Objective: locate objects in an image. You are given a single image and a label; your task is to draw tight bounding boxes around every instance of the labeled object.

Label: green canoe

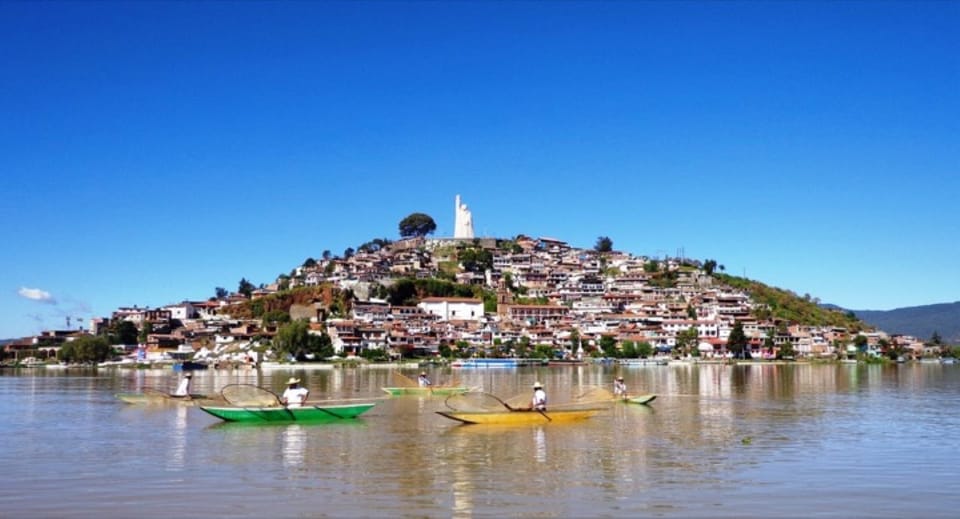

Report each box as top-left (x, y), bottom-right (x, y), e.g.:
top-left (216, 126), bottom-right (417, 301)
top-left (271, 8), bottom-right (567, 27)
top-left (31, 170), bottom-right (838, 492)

top-left (381, 386), bottom-right (471, 396)
top-left (199, 402), bottom-right (376, 423)
top-left (621, 394), bottom-right (657, 405)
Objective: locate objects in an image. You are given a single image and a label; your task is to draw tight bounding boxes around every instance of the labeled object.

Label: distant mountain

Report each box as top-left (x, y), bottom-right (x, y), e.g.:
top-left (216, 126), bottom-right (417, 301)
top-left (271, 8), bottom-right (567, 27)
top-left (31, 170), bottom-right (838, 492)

top-left (852, 302), bottom-right (960, 343)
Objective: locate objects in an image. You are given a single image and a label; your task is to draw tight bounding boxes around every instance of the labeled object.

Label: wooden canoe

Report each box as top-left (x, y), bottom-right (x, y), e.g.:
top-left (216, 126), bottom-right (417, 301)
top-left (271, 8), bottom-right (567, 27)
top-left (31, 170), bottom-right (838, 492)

top-left (199, 402), bottom-right (376, 423)
top-left (115, 392), bottom-right (221, 406)
top-left (381, 386), bottom-right (471, 396)
top-left (436, 407), bottom-right (606, 425)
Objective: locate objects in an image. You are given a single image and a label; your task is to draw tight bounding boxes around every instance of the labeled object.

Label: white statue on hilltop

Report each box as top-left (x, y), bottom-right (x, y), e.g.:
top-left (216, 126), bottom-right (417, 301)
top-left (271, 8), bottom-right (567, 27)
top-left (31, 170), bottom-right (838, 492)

top-left (454, 195), bottom-right (475, 239)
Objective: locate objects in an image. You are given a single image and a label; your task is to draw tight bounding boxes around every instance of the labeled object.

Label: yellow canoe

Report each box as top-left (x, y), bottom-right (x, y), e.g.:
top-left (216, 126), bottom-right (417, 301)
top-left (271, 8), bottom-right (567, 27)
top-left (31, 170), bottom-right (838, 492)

top-left (436, 407), bottom-right (606, 425)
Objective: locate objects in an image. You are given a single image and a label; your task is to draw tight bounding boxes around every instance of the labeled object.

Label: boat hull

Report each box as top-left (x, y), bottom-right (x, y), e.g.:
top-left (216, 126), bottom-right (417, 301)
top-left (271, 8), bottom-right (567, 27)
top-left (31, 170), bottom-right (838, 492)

top-left (436, 407), bottom-right (605, 425)
top-left (115, 392), bottom-right (219, 406)
top-left (381, 387), bottom-right (470, 396)
top-left (199, 403), bottom-right (376, 423)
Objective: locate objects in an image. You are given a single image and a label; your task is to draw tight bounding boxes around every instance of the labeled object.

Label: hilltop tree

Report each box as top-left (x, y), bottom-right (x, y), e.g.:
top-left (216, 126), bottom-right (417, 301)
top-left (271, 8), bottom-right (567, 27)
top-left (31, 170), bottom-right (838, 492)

top-left (343, 247), bottom-right (355, 259)
top-left (703, 259), bottom-right (718, 276)
top-left (322, 250), bottom-right (331, 261)
top-left (215, 287), bottom-right (229, 299)
top-left (303, 257), bottom-right (317, 268)
top-left (238, 278), bottom-right (255, 298)
top-left (398, 213), bottom-right (437, 238)
top-left (594, 236), bottom-right (613, 253)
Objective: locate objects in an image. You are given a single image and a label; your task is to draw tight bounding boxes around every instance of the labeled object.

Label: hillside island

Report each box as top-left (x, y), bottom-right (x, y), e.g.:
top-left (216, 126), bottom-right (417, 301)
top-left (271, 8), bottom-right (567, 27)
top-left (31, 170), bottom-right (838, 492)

top-left (4, 196), bottom-right (957, 367)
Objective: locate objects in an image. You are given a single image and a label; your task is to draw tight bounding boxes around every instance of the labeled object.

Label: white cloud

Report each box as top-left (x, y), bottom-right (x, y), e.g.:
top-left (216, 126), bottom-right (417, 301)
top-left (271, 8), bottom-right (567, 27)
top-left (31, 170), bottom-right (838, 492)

top-left (18, 287), bottom-right (56, 304)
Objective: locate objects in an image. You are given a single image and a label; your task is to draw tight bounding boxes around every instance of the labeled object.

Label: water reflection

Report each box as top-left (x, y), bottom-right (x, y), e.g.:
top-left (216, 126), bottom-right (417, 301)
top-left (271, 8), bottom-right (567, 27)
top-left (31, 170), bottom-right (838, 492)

top-left (534, 426), bottom-right (546, 463)
top-left (281, 425), bottom-right (306, 468)
top-left (166, 405), bottom-right (188, 471)
top-left (2, 364), bottom-right (960, 518)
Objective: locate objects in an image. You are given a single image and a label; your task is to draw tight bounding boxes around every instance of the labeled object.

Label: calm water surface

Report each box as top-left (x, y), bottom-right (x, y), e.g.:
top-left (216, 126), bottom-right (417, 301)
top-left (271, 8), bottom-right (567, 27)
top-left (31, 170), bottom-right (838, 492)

top-left (1, 363), bottom-right (958, 518)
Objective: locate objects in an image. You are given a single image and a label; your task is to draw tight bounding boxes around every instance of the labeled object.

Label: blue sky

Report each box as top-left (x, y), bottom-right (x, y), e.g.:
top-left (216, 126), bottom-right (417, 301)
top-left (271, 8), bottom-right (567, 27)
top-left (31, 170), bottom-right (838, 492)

top-left (1, 1), bottom-right (957, 339)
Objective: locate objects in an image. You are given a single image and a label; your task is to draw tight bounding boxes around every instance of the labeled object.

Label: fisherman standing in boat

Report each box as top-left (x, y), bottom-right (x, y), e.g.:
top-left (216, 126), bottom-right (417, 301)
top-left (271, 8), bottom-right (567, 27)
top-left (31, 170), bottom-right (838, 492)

top-left (418, 372), bottom-right (432, 387)
top-left (173, 372), bottom-right (192, 397)
top-left (613, 376), bottom-right (627, 398)
top-left (282, 377), bottom-right (309, 408)
top-left (530, 381), bottom-right (547, 411)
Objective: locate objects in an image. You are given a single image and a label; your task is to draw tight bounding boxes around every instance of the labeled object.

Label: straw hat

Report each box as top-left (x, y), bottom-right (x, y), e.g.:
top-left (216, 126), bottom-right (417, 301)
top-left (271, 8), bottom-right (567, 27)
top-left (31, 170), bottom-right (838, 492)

top-left (420, 372), bottom-right (427, 376)
top-left (285, 377), bottom-right (301, 385)
top-left (533, 381), bottom-right (543, 389)
top-left (184, 372), bottom-right (193, 378)
top-left (616, 376), bottom-right (623, 381)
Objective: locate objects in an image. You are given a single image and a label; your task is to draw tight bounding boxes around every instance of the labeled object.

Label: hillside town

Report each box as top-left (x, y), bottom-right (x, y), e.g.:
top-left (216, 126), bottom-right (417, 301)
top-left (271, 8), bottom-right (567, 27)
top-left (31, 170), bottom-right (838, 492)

top-left (2, 197), bottom-right (941, 367)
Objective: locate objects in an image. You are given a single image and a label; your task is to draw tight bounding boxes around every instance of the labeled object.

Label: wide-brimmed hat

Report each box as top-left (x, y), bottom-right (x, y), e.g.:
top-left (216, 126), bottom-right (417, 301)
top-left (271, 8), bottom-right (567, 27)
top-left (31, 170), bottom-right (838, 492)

top-left (285, 377), bottom-right (301, 385)
top-left (420, 372), bottom-right (427, 376)
top-left (616, 376), bottom-right (623, 381)
top-left (533, 381), bottom-right (543, 389)
top-left (184, 373), bottom-right (193, 378)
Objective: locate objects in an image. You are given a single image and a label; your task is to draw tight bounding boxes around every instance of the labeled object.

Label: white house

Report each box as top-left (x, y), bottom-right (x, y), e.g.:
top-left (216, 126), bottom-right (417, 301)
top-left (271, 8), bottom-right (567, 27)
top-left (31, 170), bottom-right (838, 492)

top-left (417, 297), bottom-right (484, 322)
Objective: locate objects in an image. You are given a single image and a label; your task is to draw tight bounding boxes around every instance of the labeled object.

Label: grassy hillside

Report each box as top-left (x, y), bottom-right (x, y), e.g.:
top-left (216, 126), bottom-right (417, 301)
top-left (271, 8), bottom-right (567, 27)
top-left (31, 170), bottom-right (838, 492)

top-left (715, 274), bottom-right (866, 331)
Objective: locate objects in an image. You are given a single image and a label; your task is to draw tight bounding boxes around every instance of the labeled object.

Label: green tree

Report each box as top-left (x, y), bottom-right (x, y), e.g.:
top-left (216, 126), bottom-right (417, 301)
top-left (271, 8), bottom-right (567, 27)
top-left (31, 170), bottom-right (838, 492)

top-left (262, 310), bottom-right (291, 327)
top-left (59, 335), bottom-right (114, 364)
top-left (595, 236), bottom-right (613, 253)
top-left (238, 277), bottom-right (255, 297)
top-left (110, 320), bottom-right (139, 346)
top-left (853, 334), bottom-right (869, 352)
top-left (675, 327), bottom-right (699, 357)
top-left (636, 341), bottom-right (654, 358)
top-left (215, 286), bottom-right (229, 299)
top-left (398, 213), bottom-right (437, 238)
top-left (703, 259), bottom-right (718, 276)
top-left (303, 257), bottom-right (317, 268)
top-left (727, 321), bottom-right (749, 359)
top-left (621, 340), bottom-right (638, 359)
top-left (138, 321), bottom-right (153, 344)
top-left (273, 320), bottom-right (334, 361)
top-left (599, 335), bottom-right (618, 358)
top-left (322, 250), bottom-right (331, 261)
top-left (459, 246), bottom-right (493, 273)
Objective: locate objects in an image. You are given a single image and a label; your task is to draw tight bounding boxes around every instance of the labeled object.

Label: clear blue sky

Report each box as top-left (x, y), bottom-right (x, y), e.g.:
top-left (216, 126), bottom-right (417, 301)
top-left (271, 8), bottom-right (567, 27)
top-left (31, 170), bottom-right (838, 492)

top-left (1, 1), bottom-right (957, 339)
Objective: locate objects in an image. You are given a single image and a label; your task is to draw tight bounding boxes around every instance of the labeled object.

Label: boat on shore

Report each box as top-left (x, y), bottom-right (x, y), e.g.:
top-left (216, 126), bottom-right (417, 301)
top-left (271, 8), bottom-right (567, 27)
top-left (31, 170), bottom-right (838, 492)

top-left (381, 386), bottom-right (471, 396)
top-left (199, 402), bottom-right (376, 423)
top-left (451, 358), bottom-right (547, 369)
top-left (436, 406), bottom-right (606, 425)
top-left (618, 358), bottom-right (669, 366)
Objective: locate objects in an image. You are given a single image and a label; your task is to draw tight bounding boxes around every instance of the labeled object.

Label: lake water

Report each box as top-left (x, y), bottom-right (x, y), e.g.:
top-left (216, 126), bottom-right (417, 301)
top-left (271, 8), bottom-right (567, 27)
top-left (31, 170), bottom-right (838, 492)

top-left (1, 362), bottom-right (958, 518)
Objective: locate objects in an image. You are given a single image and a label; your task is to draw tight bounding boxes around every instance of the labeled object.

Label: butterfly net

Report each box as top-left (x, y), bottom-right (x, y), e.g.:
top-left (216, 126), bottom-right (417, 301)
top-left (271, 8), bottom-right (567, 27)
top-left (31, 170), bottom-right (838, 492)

top-left (221, 384), bottom-right (281, 407)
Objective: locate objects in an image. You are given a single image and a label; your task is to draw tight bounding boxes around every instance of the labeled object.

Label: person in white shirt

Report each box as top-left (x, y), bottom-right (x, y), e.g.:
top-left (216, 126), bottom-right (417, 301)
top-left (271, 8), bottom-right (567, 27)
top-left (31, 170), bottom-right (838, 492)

top-left (173, 373), bottom-right (192, 397)
top-left (418, 372), bottom-right (432, 387)
top-left (613, 376), bottom-right (627, 398)
top-left (281, 377), bottom-right (309, 408)
top-left (530, 381), bottom-right (547, 411)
